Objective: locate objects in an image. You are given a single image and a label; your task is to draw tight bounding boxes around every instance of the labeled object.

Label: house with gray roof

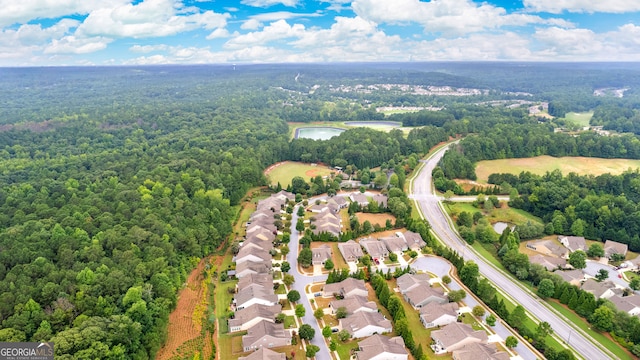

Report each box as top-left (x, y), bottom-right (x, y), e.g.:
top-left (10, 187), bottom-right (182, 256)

top-left (339, 310), bottom-right (392, 338)
top-left (356, 334), bottom-right (408, 360)
top-left (312, 244), bottom-right (333, 266)
top-left (452, 342), bottom-right (510, 360)
top-left (528, 254), bottom-right (567, 271)
top-left (242, 237), bottom-right (274, 252)
top-left (272, 190), bottom-right (295, 203)
top-left (431, 322), bottom-right (488, 354)
top-left (350, 193), bottom-right (369, 207)
top-left (559, 235), bottom-right (587, 253)
top-left (371, 194), bottom-right (388, 208)
top-left (235, 247), bottom-right (272, 266)
top-left (420, 302), bottom-right (459, 328)
top-left (242, 320), bottom-right (290, 352)
top-left (328, 196), bottom-right (348, 209)
top-left (234, 284), bottom-right (279, 310)
top-left (581, 279), bottom-right (621, 300)
top-left (604, 240), bottom-right (628, 259)
top-left (553, 269), bottom-right (586, 286)
top-left (381, 236), bottom-right (408, 254)
top-left (237, 273), bottom-right (274, 292)
top-left (609, 295), bottom-right (640, 316)
top-left (360, 237), bottom-right (389, 260)
top-left (399, 231), bottom-right (426, 250)
top-left (229, 303), bottom-right (281, 332)
top-left (396, 273), bottom-right (431, 294)
top-left (404, 284), bottom-right (447, 309)
top-left (246, 227), bottom-right (276, 243)
top-left (256, 197), bottom-right (285, 213)
top-left (323, 278), bottom-right (368, 299)
top-left (338, 240), bottom-right (364, 263)
top-left (239, 348), bottom-right (285, 360)
top-left (236, 260), bottom-right (271, 279)
top-left (247, 221), bottom-right (277, 235)
top-left (525, 239), bottom-right (568, 258)
top-left (330, 295), bottom-right (378, 315)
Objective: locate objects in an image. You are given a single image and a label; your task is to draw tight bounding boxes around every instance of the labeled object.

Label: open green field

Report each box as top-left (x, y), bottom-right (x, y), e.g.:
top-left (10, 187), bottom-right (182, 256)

top-left (446, 203), bottom-right (542, 227)
top-left (475, 156), bottom-right (640, 183)
top-left (563, 111), bottom-right (593, 127)
top-left (265, 161), bottom-right (336, 186)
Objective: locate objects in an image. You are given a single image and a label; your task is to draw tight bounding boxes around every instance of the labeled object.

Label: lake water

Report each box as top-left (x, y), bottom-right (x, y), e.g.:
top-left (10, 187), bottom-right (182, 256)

top-left (296, 127), bottom-right (345, 140)
top-left (344, 121), bottom-right (401, 128)
top-left (493, 222), bottom-right (514, 234)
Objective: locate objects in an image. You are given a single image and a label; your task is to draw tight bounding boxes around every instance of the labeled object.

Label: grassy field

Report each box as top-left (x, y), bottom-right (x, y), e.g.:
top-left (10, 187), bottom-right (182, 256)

top-left (563, 111), bottom-right (593, 127)
top-left (265, 161), bottom-right (336, 187)
top-left (475, 156), bottom-right (640, 183)
top-left (445, 203), bottom-right (543, 227)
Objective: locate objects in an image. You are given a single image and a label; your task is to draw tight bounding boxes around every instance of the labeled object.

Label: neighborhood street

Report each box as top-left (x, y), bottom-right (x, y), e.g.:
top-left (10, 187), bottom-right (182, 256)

top-left (410, 143), bottom-right (616, 360)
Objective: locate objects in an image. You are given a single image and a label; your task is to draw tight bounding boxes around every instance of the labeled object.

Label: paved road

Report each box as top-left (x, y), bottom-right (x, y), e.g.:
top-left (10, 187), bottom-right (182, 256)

top-left (287, 208), bottom-right (330, 360)
top-left (410, 144), bottom-right (616, 360)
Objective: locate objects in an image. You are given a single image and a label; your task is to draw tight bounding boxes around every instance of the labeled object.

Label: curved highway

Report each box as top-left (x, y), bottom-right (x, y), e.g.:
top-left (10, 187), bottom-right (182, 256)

top-left (410, 144), bottom-right (616, 360)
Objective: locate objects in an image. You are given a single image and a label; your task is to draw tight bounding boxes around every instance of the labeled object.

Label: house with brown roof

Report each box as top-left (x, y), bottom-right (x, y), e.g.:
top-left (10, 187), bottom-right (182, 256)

top-left (247, 221), bottom-right (277, 235)
top-left (431, 322), bottom-right (488, 354)
top-left (420, 302), bottom-right (459, 328)
top-left (604, 240), bottom-right (628, 259)
top-left (404, 284), bottom-right (447, 309)
top-left (525, 239), bottom-right (568, 258)
top-left (396, 273), bottom-right (431, 294)
top-left (235, 247), bottom-right (272, 266)
top-left (239, 348), bottom-right (285, 360)
top-left (350, 193), bottom-right (369, 206)
top-left (272, 190), bottom-right (295, 203)
top-left (528, 254), bottom-right (567, 271)
top-left (229, 303), bottom-right (282, 332)
top-left (328, 196), bottom-right (348, 209)
top-left (242, 320), bottom-right (290, 352)
top-left (381, 236), bottom-right (408, 254)
top-left (237, 273), bottom-right (274, 292)
top-left (330, 295), bottom-right (378, 315)
top-left (339, 310), bottom-right (393, 338)
top-left (452, 342), bottom-right (510, 360)
top-left (256, 197), bottom-right (285, 213)
top-left (338, 240), bottom-right (364, 263)
top-left (609, 295), bottom-right (640, 316)
top-left (559, 236), bottom-right (587, 253)
top-left (234, 284), bottom-right (279, 310)
top-left (371, 194), bottom-right (388, 208)
top-left (553, 269), bottom-right (586, 286)
top-left (236, 260), bottom-right (272, 279)
top-left (246, 227), bottom-right (276, 243)
top-left (399, 231), bottom-right (426, 250)
top-left (356, 334), bottom-right (408, 360)
top-left (360, 237), bottom-right (389, 261)
top-left (581, 279), bottom-right (621, 300)
top-left (312, 244), bottom-right (333, 266)
top-left (323, 278), bottom-right (369, 299)
top-left (242, 237), bottom-right (274, 252)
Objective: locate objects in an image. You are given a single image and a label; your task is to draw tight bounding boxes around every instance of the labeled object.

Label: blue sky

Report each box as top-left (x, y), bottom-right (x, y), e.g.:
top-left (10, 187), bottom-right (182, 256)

top-left (0, 0), bottom-right (639, 66)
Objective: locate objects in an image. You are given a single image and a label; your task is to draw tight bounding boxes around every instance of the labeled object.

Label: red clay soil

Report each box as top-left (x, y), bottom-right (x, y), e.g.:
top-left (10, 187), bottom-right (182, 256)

top-left (155, 258), bottom-right (208, 360)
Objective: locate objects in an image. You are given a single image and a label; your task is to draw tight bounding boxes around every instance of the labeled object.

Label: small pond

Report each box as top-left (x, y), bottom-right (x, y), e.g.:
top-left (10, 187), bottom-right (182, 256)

top-left (492, 222), bottom-right (515, 234)
top-left (295, 127), bottom-right (345, 140)
top-left (343, 121), bottom-right (402, 128)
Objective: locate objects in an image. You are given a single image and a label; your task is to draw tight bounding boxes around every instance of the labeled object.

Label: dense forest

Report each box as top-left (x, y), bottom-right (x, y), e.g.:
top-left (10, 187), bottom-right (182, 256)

top-left (2, 63), bottom-right (640, 358)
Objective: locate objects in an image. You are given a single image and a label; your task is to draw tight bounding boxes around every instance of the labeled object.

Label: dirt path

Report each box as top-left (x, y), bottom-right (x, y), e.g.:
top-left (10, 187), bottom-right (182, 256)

top-left (155, 258), bottom-right (207, 360)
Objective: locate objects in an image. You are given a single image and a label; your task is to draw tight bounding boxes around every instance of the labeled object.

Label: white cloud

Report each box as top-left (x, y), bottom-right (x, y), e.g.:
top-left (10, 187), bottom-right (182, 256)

top-left (534, 27), bottom-right (600, 55)
top-left (240, 0), bottom-right (299, 7)
top-left (241, 10), bottom-right (322, 29)
top-left (351, 0), bottom-right (572, 35)
top-left (0, 0), bottom-right (125, 27)
top-left (225, 19), bottom-right (306, 49)
top-left (206, 28), bottom-right (233, 39)
top-left (44, 35), bottom-right (111, 54)
top-left (241, 19), bottom-right (263, 30)
top-left (129, 44), bottom-right (169, 53)
top-left (76, 0), bottom-right (230, 39)
top-left (524, 0), bottom-right (640, 14)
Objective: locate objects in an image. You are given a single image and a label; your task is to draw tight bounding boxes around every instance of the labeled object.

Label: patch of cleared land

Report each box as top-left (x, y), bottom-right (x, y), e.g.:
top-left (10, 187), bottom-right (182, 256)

top-left (355, 212), bottom-right (396, 227)
top-left (288, 121), bottom-right (412, 138)
top-left (563, 111), bottom-right (593, 127)
top-left (446, 202), bottom-right (542, 227)
top-left (475, 156), bottom-right (640, 183)
top-left (265, 161), bottom-right (335, 187)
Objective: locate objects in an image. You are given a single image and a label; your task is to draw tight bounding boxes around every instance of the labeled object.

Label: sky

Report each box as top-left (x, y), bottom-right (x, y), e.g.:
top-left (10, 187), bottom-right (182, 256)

top-left (1, 0), bottom-right (640, 66)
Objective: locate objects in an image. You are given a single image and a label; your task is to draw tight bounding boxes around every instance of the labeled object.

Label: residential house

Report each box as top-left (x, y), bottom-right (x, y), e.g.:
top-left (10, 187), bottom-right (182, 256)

top-left (242, 320), bottom-right (290, 352)
top-left (350, 193), bottom-right (369, 207)
top-left (431, 322), bottom-right (488, 354)
top-left (312, 219), bottom-right (341, 238)
top-left (242, 237), bottom-right (274, 252)
top-left (356, 334), bottom-right (408, 360)
top-left (371, 194), bottom-right (388, 208)
top-left (396, 273), bottom-right (431, 294)
top-left (399, 231), bottom-right (426, 250)
top-left (338, 240), bottom-right (364, 263)
top-left (381, 236), bottom-right (408, 254)
top-left (360, 237), bottom-right (389, 261)
top-left (236, 260), bottom-right (272, 279)
top-left (312, 244), bottom-right (333, 266)
top-left (581, 279), bottom-right (621, 300)
top-left (256, 197), bottom-right (285, 214)
top-left (246, 227), bottom-right (276, 243)
top-left (525, 240), bottom-right (568, 258)
top-left (323, 278), bottom-right (369, 298)
top-left (239, 348), bottom-right (285, 360)
top-left (309, 204), bottom-right (329, 213)
top-left (553, 269), bottom-right (586, 286)
top-left (272, 190), bottom-right (295, 203)
top-left (228, 304), bottom-right (281, 332)
top-left (235, 247), bottom-right (272, 266)
top-left (604, 240), bottom-right (628, 259)
top-left (608, 295), bottom-right (640, 317)
top-left (234, 284), bottom-right (278, 310)
top-left (247, 221), bottom-right (277, 235)
top-left (330, 295), bottom-right (378, 315)
top-left (528, 254), bottom-right (567, 271)
top-left (328, 196), bottom-right (348, 209)
top-left (420, 302), bottom-right (459, 328)
top-left (237, 273), bottom-right (274, 293)
top-left (339, 310), bottom-right (392, 338)
top-left (558, 236), bottom-right (587, 253)
top-left (404, 284), bottom-right (447, 309)
top-left (452, 342), bottom-right (510, 360)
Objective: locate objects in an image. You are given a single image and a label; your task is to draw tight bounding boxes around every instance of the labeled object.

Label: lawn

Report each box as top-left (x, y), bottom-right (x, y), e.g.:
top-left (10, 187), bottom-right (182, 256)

top-left (355, 212), bottom-right (396, 227)
top-left (330, 335), bottom-right (360, 360)
top-left (284, 315), bottom-right (297, 329)
top-left (460, 312), bottom-right (485, 331)
top-left (329, 243), bottom-right (349, 270)
top-left (265, 161), bottom-right (336, 187)
top-left (563, 111), bottom-right (593, 127)
top-left (474, 156), bottom-right (640, 183)
top-left (445, 202), bottom-right (542, 227)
